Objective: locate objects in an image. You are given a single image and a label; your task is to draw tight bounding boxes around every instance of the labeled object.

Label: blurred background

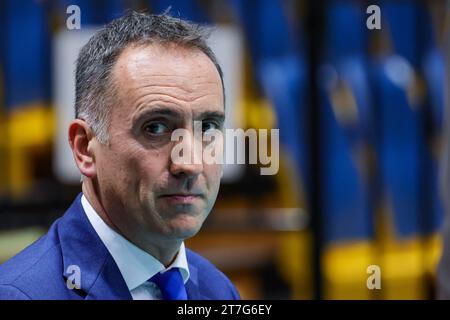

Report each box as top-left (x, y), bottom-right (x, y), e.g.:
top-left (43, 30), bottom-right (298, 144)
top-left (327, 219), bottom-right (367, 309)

top-left (0, 0), bottom-right (448, 299)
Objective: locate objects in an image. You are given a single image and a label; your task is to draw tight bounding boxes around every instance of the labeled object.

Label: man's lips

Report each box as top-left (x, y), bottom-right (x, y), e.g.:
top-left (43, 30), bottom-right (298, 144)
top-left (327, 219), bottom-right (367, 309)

top-left (159, 193), bottom-right (203, 204)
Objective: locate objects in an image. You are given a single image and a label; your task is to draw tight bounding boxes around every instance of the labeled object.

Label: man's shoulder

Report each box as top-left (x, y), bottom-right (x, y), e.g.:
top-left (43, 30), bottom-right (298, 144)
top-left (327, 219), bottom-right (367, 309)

top-left (185, 249), bottom-right (225, 275)
top-left (185, 248), bottom-right (240, 299)
top-left (0, 223), bottom-right (59, 280)
top-left (0, 219), bottom-right (70, 299)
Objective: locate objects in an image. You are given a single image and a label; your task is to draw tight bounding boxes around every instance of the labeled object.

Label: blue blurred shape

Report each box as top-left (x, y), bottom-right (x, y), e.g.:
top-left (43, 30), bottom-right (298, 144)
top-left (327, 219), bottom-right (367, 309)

top-left (229, 0), bottom-right (308, 184)
top-left (149, 0), bottom-right (209, 23)
top-left (58, 0), bottom-right (125, 26)
top-left (0, 0), bottom-right (51, 110)
top-left (319, 1), bottom-right (374, 243)
top-left (372, 2), bottom-right (443, 237)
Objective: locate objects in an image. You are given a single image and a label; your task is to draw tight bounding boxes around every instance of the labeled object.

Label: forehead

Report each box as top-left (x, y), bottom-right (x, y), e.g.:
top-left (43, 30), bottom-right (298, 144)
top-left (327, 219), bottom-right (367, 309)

top-left (111, 43), bottom-right (223, 109)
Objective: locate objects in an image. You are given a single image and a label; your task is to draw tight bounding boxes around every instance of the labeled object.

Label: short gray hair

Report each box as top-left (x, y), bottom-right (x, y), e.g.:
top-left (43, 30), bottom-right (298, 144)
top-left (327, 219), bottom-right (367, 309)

top-left (75, 10), bottom-right (224, 144)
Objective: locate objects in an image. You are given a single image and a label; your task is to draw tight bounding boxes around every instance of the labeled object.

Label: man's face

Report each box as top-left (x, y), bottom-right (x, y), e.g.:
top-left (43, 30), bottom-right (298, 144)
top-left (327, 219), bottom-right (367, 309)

top-left (93, 43), bottom-right (224, 243)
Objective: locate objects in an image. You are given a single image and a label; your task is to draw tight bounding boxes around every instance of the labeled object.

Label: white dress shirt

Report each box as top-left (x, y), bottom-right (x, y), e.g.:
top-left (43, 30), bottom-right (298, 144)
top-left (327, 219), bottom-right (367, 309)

top-left (81, 194), bottom-right (190, 300)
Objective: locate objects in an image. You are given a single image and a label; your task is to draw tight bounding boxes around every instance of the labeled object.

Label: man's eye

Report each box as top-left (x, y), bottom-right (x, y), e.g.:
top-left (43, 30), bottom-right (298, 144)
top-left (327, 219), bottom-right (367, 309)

top-left (202, 121), bottom-right (220, 133)
top-left (143, 122), bottom-right (169, 135)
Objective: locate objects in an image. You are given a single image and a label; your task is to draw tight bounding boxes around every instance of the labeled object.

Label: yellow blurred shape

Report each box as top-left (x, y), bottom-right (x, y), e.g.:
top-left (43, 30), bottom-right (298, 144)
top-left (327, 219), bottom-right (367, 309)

top-left (277, 231), bottom-right (313, 299)
top-left (243, 98), bottom-right (276, 130)
top-left (322, 233), bottom-right (442, 300)
top-left (0, 227), bottom-right (46, 263)
top-left (323, 241), bottom-right (376, 299)
top-left (3, 104), bottom-right (55, 198)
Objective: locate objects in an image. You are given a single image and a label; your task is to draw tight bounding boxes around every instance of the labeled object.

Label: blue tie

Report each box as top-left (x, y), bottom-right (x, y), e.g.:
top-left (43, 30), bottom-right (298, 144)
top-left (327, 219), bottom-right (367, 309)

top-left (149, 268), bottom-right (188, 300)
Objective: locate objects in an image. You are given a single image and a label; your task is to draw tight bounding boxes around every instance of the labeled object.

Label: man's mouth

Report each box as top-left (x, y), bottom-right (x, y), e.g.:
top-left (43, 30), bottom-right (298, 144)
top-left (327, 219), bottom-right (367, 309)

top-left (159, 193), bottom-right (203, 204)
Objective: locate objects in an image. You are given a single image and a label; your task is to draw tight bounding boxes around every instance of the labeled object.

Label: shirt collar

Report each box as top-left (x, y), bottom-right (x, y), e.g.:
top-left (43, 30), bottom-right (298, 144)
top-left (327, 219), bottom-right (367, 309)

top-left (81, 194), bottom-right (190, 291)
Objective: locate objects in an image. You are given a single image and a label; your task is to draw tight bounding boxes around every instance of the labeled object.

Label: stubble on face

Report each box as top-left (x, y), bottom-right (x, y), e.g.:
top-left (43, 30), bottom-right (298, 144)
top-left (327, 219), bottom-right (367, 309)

top-left (90, 42), bottom-right (224, 255)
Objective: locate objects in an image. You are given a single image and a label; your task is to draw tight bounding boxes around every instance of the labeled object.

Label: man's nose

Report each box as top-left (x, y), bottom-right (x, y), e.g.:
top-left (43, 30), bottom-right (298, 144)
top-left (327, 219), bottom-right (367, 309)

top-left (169, 132), bottom-right (204, 178)
top-left (170, 158), bottom-right (204, 178)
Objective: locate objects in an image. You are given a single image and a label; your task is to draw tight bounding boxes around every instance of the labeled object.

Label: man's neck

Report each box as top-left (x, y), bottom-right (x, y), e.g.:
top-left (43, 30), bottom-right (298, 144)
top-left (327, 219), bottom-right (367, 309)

top-left (81, 180), bottom-right (181, 267)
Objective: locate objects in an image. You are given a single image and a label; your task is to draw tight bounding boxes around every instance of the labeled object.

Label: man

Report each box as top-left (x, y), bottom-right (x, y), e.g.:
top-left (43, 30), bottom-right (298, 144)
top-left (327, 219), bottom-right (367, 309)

top-left (0, 11), bottom-right (240, 300)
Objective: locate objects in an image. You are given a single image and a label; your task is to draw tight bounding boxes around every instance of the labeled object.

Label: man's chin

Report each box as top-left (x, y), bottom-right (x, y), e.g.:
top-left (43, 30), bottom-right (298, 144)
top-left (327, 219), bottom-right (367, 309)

top-left (165, 215), bottom-right (204, 240)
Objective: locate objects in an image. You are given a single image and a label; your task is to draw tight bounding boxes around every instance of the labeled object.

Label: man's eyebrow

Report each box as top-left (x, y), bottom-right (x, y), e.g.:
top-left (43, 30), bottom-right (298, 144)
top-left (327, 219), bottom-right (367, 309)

top-left (197, 111), bottom-right (225, 122)
top-left (134, 107), bottom-right (183, 121)
top-left (133, 107), bottom-right (225, 122)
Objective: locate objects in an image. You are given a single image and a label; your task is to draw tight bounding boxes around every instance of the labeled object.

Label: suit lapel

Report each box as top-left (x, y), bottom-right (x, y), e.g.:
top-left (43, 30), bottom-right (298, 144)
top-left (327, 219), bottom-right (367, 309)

top-left (185, 256), bottom-right (211, 300)
top-left (59, 194), bottom-right (132, 300)
top-left (84, 254), bottom-right (132, 300)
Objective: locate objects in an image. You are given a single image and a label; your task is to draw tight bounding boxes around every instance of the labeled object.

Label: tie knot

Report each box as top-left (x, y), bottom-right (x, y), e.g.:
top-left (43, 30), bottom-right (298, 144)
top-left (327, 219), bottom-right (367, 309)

top-left (149, 268), bottom-right (187, 300)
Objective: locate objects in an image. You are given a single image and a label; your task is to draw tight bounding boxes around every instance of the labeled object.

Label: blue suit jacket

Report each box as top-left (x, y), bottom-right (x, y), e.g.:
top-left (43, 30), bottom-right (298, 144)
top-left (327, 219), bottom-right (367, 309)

top-left (0, 194), bottom-right (240, 300)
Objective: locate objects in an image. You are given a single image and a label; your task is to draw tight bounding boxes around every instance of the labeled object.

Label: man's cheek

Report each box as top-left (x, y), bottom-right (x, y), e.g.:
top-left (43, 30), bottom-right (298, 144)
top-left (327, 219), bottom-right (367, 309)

top-left (205, 163), bottom-right (222, 176)
top-left (213, 166), bottom-right (224, 185)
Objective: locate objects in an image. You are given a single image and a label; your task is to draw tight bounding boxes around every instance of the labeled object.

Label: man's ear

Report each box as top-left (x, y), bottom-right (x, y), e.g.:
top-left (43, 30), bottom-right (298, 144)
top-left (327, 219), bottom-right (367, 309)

top-left (68, 119), bottom-right (97, 178)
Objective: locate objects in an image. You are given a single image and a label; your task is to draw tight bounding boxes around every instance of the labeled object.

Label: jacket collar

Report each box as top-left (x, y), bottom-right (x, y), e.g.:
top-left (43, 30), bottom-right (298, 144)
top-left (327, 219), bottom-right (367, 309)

top-left (58, 193), bottom-right (206, 300)
top-left (59, 193), bottom-right (132, 300)
top-left (185, 252), bottom-right (215, 300)
top-left (185, 260), bottom-right (203, 300)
